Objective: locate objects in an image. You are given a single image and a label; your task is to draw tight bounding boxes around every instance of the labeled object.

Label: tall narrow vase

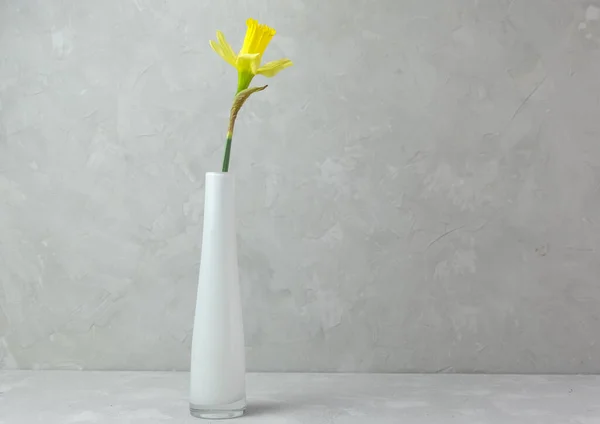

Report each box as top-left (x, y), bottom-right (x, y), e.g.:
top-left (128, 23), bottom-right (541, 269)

top-left (190, 172), bottom-right (246, 419)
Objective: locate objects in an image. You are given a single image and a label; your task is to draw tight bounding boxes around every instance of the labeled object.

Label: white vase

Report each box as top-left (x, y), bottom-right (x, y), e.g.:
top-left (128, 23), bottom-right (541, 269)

top-left (190, 172), bottom-right (246, 419)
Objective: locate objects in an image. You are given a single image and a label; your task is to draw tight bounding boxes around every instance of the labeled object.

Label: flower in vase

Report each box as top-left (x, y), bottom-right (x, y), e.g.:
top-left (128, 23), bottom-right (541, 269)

top-left (209, 18), bottom-right (293, 172)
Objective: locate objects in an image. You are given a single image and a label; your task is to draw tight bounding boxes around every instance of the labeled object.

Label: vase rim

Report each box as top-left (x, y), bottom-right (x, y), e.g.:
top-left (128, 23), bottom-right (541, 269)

top-left (206, 171), bottom-right (234, 176)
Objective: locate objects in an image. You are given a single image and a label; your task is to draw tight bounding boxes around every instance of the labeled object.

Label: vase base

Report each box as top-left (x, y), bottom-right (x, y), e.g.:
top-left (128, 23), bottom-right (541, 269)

top-left (190, 398), bottom-right (246, 420)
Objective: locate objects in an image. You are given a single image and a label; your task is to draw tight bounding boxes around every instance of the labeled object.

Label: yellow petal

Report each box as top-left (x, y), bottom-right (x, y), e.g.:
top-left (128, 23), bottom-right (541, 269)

top-left (256, 58), bottom-right (293, 77)
top-left (209, 39), bottom-right (236, 67)
top-left (216, 31), bottom-right (237, 66)
top-left (236, 53), bottom-right (261, 74)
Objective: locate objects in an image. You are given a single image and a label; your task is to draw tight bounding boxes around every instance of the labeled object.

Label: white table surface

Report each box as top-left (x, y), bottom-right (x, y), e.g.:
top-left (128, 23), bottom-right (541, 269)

top-left (1, 371), bottom-right (599, 423)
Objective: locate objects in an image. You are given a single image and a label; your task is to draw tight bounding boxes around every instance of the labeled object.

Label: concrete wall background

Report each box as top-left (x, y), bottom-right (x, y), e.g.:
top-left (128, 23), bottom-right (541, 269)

top-left (1, 0), bottom-right (600, 372)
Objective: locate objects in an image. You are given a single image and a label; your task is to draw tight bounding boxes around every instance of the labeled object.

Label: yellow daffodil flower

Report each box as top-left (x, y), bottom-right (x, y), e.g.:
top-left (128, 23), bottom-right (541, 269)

top-left (210, 18), bottom-right (293, 93)
top-left (211, 18), bottom-right (292, 172)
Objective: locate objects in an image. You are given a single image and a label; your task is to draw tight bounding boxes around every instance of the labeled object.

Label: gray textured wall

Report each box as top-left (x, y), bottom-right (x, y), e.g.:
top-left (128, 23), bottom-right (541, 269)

top-left (1, 0), bottom-right (600, 373)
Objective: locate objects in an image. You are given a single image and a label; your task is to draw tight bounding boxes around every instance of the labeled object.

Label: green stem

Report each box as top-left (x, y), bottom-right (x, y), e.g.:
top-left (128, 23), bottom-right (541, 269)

top-left (221, 133), bottom-right (233, 172)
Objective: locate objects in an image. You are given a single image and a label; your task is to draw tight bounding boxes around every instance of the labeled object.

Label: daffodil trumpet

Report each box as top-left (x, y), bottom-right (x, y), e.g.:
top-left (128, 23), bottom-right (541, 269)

top-left (210, 18), bottom-right (293, 172)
